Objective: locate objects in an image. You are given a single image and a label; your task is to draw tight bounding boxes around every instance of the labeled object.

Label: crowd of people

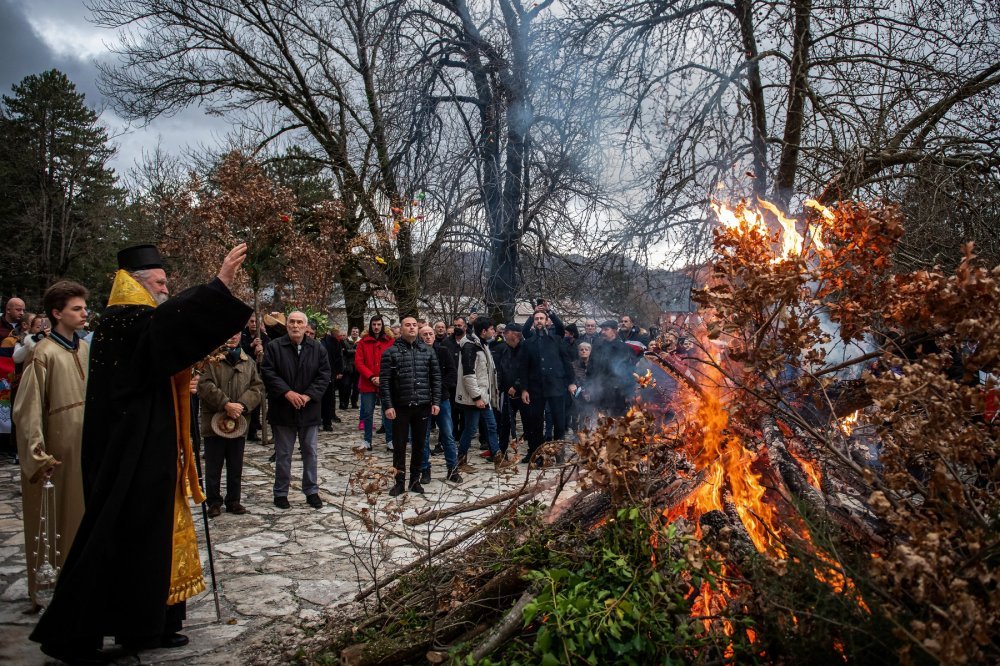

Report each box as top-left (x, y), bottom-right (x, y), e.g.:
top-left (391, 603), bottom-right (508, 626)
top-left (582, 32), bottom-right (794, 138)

top-left (0, 240), bottom-right (699, 664)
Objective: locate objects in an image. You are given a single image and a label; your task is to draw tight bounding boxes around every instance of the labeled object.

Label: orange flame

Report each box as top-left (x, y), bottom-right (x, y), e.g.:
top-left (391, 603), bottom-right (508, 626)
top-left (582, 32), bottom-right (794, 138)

top-left (712, 198), bottom-right (836, 261)
top-left (838, 410), bottom-right (861, 436)
top-left (788, 448), bottom-right (823, 490)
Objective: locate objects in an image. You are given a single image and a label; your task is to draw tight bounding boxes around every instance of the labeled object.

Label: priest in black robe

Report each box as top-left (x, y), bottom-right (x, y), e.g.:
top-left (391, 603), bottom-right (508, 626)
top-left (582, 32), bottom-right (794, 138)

top-left (31, 243), bottom-right (252, 664)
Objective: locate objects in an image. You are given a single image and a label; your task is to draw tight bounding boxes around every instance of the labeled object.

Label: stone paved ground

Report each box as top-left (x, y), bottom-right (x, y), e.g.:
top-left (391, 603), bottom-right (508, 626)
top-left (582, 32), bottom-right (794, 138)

top-left (0, 413), bottom-right (531, 664)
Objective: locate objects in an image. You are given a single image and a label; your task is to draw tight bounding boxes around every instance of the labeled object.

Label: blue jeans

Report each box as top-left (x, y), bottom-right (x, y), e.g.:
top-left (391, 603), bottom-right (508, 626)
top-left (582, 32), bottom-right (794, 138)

top-left (458, 404), bottom-right (499, 457)
top-left (360, 392), bottom-right (393, 445)
top-left (272, 424), bottom-right (319, 497)
top-left (423, 398), bottom-right (458, 471)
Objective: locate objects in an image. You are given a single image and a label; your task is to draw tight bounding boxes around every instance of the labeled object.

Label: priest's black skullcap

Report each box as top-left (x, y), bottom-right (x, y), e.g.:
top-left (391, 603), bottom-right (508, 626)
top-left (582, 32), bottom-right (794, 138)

top-left (117, 244), bottom-right (163, 271)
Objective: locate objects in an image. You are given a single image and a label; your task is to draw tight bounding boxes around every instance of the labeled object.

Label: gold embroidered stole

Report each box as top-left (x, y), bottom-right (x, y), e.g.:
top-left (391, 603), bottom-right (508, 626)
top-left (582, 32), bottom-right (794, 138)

top-left (167, 368), bottom-right (206, 604)
top-left (107, 270), bottom-right (206, 604)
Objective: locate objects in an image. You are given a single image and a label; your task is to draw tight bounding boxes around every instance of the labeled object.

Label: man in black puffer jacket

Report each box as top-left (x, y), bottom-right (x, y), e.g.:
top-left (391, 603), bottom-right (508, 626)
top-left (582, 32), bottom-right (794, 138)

top-left (379, 315), bottom-right (442, 496)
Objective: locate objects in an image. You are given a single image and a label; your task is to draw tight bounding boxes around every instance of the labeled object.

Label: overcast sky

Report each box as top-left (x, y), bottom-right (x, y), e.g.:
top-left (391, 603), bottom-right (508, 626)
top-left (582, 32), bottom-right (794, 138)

top-left (0, 0), bottom-right (231, 179)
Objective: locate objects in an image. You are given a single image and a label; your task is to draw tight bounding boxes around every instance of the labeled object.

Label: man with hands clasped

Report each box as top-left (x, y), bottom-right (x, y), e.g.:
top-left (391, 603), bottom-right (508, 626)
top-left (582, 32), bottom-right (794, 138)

top-left (197, 331), bottom-right (264, 517)
top-left (261, 311), bottom-right (332, 509)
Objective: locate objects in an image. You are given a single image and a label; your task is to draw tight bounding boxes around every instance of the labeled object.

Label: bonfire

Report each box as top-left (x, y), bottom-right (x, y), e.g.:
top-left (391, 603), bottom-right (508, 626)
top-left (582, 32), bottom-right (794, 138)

top-left (307, 198), bottom-right (998, 666)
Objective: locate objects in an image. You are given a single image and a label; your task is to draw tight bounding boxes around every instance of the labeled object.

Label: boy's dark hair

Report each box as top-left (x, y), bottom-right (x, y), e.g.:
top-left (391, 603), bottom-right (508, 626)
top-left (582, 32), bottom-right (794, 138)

top-left (43, 281), bottom-right (89, 320)
top-left (473, 317), bottom-right (493, 338)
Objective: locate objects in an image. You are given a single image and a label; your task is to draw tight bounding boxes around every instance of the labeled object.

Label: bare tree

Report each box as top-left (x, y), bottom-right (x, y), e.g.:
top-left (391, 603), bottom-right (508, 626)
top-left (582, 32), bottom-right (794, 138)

top-left (565, 0), bottom-right (1000, 251)
top-left (90, 0), bottom-right (453, 323)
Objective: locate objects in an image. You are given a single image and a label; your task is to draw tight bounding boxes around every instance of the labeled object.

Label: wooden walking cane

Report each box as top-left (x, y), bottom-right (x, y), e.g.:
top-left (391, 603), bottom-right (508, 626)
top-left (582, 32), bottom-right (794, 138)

top-left (190, 393), bottom-right (223, 623)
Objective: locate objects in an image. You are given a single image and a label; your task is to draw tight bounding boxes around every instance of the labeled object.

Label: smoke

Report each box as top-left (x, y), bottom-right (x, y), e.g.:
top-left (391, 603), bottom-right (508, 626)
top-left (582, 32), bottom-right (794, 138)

top-left (812, 308), bottom-right (874, 379)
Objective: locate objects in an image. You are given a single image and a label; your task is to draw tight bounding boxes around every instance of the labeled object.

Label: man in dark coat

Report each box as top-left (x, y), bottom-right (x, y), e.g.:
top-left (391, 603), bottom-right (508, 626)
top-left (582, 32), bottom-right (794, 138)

top-left (493, 322), bottom-right (525, 455)
top-left (240, 314), bottom-right (268, 441)
top-left (518, 305), bottom-right (574, 463)
top-left (261, 311), bottom-right (332, 510)
top-left (588, 320), bottom-right (637, 417)
top-left (320, 327), bottom-right (346, 429)
top-left (618, 314), bottom-right (651, 346)
top-left (31, 243), bottom-right (252, 663)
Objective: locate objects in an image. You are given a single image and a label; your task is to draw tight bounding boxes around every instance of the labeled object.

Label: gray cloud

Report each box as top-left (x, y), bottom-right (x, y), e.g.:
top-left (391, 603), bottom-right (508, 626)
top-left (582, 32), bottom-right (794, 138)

top-left (0, 0), bottom-right (230, 177)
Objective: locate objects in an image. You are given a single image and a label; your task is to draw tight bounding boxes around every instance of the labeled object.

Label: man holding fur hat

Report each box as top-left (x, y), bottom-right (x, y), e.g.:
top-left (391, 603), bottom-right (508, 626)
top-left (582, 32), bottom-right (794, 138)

top-left (31, 243), bottom-right (252, 663)
top-left (197, 330), bottom-right (264, 517)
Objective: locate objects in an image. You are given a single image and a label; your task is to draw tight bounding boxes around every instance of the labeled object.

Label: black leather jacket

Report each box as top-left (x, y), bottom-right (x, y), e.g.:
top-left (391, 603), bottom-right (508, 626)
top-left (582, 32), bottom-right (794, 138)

top-left (379, 337), bottom-right (442, 409)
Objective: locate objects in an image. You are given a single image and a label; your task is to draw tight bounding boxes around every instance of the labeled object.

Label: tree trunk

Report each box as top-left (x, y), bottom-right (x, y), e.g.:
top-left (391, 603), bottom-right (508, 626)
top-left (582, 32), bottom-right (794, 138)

top-left (735, 0), bottom-right (769, 198)
top-left (773, 0), bottom-right (812, 208)
top-left (340, 261), bottom-right (368, 333)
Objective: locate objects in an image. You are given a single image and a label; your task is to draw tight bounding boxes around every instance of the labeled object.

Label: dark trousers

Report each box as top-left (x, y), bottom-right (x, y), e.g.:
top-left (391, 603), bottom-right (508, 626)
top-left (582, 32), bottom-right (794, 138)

top-left (204, 435), bottom-right (246, 507)
top-left (248, 404), bottom-right (262, 439)
top-left (498, 395), bottom-right (524, 454)
top-left (321, 382), bottom-right (338, 425)
top-left (524, 394), bottom-right (567, 456)
top-left (339, 372), bottom-right (358, 409)
top-left (390, 404), bottom-right (431, 484)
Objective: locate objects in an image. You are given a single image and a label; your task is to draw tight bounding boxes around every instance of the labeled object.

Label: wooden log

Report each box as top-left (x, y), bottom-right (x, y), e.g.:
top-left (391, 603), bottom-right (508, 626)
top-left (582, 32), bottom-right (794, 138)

top-left (355, 491), bottom-right (529, 603)
top-left (699, 509), bottom-right (757, 564)
top-left (469, 589), bottom-right (537, 662)
top-left (403, 477), bottom-right (557, 527)
top-left (760, 415), bottom-right (829, 520)
top-left (342, 569), bottom-right (528, 666)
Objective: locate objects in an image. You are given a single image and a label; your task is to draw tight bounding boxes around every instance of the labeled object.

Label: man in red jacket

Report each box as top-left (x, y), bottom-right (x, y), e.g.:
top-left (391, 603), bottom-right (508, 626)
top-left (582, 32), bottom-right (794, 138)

top-left (354, 315), bottom-right (394, 450)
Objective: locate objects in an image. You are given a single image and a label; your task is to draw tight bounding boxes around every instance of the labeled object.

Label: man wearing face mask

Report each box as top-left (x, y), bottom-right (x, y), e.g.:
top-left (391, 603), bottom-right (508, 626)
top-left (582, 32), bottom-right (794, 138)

top-left (442, 316), bottom-right (467, 440)
top-left (261, 311), bottom-right (332, 510)
top-left (197, 331), bottom-right (264, 517)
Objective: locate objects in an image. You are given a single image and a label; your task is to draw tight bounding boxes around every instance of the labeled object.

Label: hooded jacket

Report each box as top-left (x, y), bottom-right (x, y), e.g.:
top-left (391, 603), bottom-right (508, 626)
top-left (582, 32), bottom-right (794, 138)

top-left (456, 333), bottom-right (500, 407)
top-left (354, 326), bottom-right (393, 393)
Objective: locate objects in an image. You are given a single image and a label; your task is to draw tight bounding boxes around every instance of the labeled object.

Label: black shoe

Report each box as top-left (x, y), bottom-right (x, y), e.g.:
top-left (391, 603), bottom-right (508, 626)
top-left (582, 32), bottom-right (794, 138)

top-left (446, 468), bottom-right (463, 483)
top-left (408, 481), bottom-right (425, 494)
top-left (388, 482), bottom-right (405, 497)
top-left (226, 503), bottom-right (248, 515)
top-left (41, 643), bottom-right (115, 665)
top-left (161, 633), bottom-right (189, 649)
top-left (207, 504), bottom-right (222, 518)
top-left (479, 440), bottom-right (489, 450)
top-left (332, 416), bottom-right (343, 423)
top-left (306, 493), bottom-right (323, 509)
top-left (274, 496), bottom-right (290, 509)
top-left (376, 425), bottom-right (385, 434)
top-left (352, 402), bottom-right (359, 409)
top-left (247, 433), bottom-right (260, 442)
top-left (322, 424), bottom-right (333, 432)
top-left (431, 444), bottom-right (444, 455)
top-left (420, 469), bottom-right (431, 485)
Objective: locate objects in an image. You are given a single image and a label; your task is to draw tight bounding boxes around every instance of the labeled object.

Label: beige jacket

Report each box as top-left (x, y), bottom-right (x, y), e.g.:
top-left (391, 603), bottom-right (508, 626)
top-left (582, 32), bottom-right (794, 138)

top-left (197, 350), bottom-right (264, 438)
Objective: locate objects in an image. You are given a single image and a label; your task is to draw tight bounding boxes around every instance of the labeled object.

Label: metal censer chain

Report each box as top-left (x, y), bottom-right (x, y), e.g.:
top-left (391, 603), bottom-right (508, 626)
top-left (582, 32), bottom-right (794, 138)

top-left (32, 478), bottom-right (60, 606)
